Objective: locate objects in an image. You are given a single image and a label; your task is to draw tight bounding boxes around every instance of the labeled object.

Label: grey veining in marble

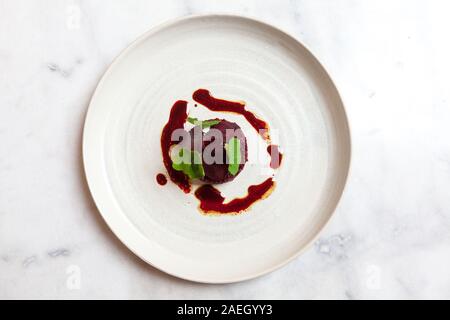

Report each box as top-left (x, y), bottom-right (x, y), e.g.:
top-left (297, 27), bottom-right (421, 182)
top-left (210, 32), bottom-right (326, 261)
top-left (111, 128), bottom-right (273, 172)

top-left (1, 0), bottom-right (449, 299)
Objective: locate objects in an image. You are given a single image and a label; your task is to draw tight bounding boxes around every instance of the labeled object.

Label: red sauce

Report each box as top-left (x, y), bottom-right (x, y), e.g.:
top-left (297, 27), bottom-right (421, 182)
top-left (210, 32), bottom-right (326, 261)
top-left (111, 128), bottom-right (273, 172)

top-left (160, 100), bottom-right (191, 193)
top-left (194, 178), bottom-right (275, 214)
top-left (156, 173), bottom-right (167, 185)
top-left (193, 89), bottom-right (269, 140)
top-left (267, 145), bottom-right (283, 169)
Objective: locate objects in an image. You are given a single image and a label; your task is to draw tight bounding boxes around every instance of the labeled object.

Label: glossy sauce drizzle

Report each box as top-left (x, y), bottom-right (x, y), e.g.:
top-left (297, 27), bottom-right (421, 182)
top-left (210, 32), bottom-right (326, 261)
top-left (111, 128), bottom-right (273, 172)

top-left (160, 100), bottom-right (191, 193)
top-left (156, 173), bottom-right (167, 186)
top-left (194, 178), bottom-right (275, 214)
top-left (193, 89), bottom-right (269, 140)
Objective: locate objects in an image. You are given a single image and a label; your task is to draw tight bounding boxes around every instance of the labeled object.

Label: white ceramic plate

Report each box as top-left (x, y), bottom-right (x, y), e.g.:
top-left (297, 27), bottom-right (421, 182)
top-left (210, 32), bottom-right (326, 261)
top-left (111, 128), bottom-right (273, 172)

top-left (83, 15), bottom-right (351, 283)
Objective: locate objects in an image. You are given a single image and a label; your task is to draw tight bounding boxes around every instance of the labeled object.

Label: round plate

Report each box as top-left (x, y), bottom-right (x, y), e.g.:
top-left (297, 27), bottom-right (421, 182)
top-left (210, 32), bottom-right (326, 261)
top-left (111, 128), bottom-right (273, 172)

top-left (83, 15), bottom-right (351, 283)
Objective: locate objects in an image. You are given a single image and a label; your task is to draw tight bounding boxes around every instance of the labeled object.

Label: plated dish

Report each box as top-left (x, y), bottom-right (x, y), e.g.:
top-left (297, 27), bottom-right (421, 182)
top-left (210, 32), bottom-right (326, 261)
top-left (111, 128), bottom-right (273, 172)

top-left (158, 88), bottom-right (282, 214)
top-left (83, 15), bottom-right (351, 283)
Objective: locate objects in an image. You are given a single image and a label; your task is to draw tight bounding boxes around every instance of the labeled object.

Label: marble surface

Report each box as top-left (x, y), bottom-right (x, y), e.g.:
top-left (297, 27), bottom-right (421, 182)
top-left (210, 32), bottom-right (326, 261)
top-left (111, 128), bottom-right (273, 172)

top-left (1, 0), bottom-right (449, 299)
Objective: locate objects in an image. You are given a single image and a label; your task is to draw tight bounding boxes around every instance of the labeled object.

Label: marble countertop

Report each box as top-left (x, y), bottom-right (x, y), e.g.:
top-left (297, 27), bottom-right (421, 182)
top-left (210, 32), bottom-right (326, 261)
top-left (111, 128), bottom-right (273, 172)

top-left (1, 0), bottom-right (449, 299)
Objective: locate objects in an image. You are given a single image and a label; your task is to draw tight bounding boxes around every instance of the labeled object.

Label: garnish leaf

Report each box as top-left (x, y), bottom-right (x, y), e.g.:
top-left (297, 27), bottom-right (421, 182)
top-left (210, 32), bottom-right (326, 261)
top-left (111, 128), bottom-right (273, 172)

top-left (171, 147), bottom-right (205, 179)
top-left (225, 137), bottom-right (241, 176)
top-left (187, 117), bottom-right (199, 125)
top-left (187, 117), bottom-right (220, 129)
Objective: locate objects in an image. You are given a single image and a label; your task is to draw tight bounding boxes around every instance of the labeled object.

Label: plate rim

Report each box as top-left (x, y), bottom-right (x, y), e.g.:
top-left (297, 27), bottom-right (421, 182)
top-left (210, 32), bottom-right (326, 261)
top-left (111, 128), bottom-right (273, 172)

top-left (82, 13), bottom-right (353, 284)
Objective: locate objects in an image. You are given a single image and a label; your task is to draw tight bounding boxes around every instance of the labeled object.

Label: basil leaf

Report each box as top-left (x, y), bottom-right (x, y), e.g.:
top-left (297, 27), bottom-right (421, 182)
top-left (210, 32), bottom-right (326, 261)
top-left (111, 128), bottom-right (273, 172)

top-left (187, 117), bottom-right (220, 129)
top-left (171, 147), bottom-right (205, 180)
top-left (225, 137), bottom-right (241, 176)
top-left (189, 150), bottom-right (205, 179)
top-left (201, 119), bottom-right (220, 128)
top-left (187, 117), bottom-right (199, 125)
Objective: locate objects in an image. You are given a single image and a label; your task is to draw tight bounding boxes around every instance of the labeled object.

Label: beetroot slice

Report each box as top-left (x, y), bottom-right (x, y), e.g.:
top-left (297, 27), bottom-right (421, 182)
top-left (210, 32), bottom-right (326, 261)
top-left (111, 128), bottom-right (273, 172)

top-left (187, 119), bottom-right (248, 184)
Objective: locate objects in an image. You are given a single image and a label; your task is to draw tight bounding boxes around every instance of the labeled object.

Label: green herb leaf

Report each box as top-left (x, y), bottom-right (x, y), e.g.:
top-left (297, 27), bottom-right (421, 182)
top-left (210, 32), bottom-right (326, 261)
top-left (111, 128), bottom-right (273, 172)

top-left (187, 117), bottom-right (220, 129)
top-left (225, 137), bottom-right (241, 176)
top-left (187, 117), bottom-right (199, 125)
top-left (171, 147), bottom-right (205, 180)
